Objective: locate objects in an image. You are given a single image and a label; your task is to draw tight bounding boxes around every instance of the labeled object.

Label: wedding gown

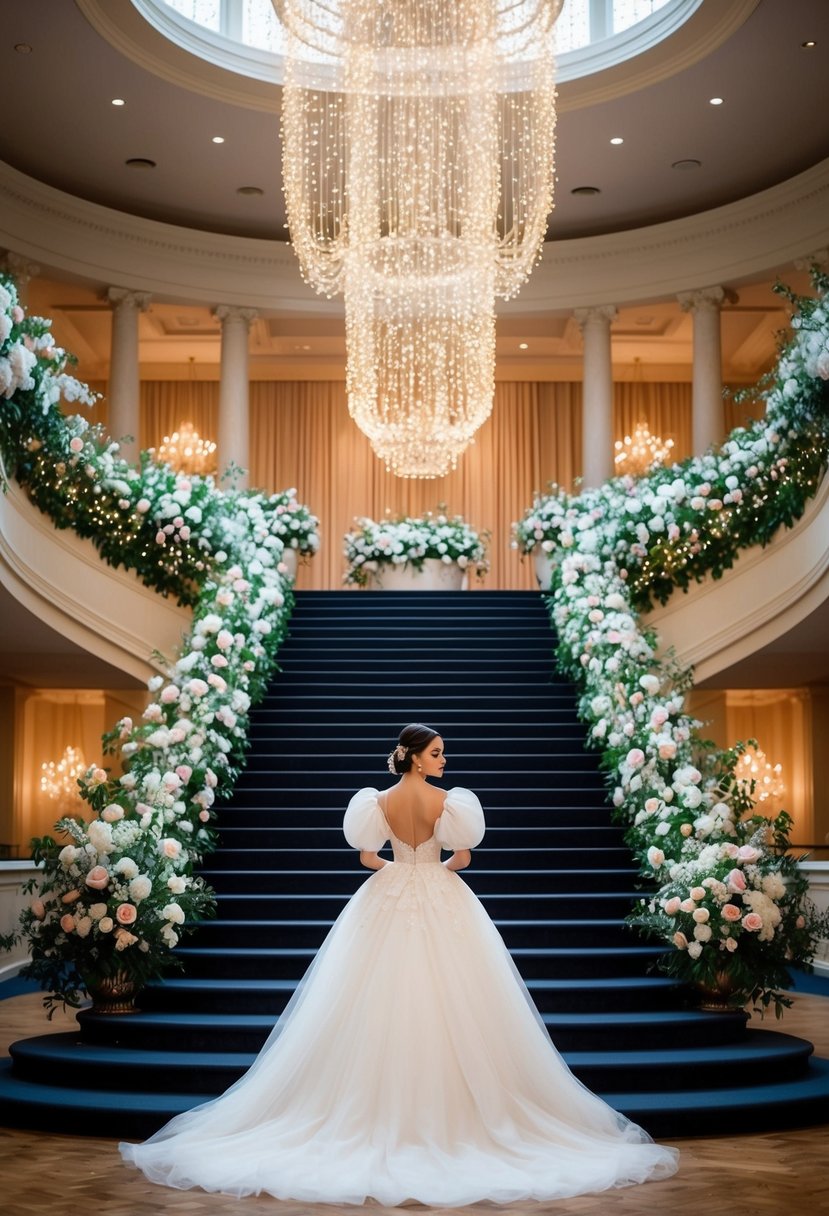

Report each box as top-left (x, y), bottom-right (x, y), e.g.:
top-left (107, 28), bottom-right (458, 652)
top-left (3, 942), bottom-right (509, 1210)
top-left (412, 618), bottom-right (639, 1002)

top-left (120, 787), bottom-right (679, 1204)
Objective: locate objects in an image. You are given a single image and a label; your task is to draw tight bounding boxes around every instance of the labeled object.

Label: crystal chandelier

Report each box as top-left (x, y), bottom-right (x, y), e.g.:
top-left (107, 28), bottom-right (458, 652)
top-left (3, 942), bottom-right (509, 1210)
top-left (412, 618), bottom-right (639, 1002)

top-left (278, 0), bottom-right (562, 477)
top-left (614, 422), bottom-right (674, 477)
top-left (40, 745), bottom-right (87, 812)
top-left (735, 746), bottom-right (785, 804)
top-left (155, 422), bottom-right (217, 477)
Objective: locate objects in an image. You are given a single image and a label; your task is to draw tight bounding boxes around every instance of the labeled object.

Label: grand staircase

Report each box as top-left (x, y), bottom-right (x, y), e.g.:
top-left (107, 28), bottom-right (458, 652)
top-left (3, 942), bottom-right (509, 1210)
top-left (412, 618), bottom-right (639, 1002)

top-left (1, 591), bottom-right (828, 1139)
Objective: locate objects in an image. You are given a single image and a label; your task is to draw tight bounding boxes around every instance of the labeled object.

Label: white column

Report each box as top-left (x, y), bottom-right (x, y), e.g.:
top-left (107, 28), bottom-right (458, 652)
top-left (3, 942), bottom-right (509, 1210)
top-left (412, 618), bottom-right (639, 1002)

top-left (678, 286), bottom-right (728, 455)
top-left (575, 304), bottom-right (617, 488)
top-left (214, 305), bottom-right (257, 490)
top-left (3, 253), bottom-right (40, 310)
top-left (107, 287), bottom-right (151, 463)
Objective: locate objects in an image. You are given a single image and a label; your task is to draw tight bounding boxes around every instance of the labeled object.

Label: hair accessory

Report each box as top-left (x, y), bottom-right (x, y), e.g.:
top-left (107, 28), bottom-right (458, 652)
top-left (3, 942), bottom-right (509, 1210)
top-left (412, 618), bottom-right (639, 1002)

top-left (387, 743), bottom-right (408, 774)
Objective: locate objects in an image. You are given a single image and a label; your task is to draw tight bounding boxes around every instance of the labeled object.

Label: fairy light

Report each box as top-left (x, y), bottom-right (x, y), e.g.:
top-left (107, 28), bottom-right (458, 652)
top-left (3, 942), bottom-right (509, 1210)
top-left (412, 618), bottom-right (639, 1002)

top-left (735, 746), bottom-right (785, 804)
top-left (40, 746), bottom-right (87, 811)
top-left (278, 0), bottom-right (561, 477)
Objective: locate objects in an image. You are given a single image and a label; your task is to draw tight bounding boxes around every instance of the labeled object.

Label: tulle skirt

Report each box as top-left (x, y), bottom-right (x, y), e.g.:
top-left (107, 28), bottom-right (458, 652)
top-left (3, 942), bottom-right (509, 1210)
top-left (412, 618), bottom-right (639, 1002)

top-left (120, 860), bottom-right (679, 1204)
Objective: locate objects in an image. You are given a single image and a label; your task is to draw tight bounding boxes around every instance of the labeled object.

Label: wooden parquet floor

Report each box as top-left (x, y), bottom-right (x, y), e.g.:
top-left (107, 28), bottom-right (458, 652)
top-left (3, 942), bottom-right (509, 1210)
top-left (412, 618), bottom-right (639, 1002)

top-left (1, 989), bottom-right (827, 1216)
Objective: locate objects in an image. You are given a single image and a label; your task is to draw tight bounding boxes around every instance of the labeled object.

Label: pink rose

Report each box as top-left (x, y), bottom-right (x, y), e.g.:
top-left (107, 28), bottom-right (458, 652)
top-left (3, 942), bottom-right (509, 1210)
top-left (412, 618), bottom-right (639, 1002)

top-left (680, 823), bottom-right (693, 836)
top-left (60, 913), bottom-right (76, 933)
top-left (160, 685), bottom-right (179, 704)
top-left (136, 498), bottom-right (151, 514)
top-left (155, 530), bottom-right (166, 544)
top-left (672, 931), bottom-right (688, 949)
top-left (208, 673), bottom-right (227, 692)
top-left (680, 898), bottom-right (697, 913)
top-left (726, 868), bottom-right (747, 893)
top-left (644, 798), bottom-right (661, 814)
top-left (85, 866), bottom-right (110, 890)
top-left (210, 654), bottom-right (229, 668)
top-left (721, 903), bottom-right (742, 922)
top-left (650, 708), bottom-right (669, 728)
top-left (664, 897), bottom-right (682, 916)
top-left (216, 629), bottom-right (234, 651)
top-left (742, 912), bottom-right (763, 932)
top-left (737, 845), bottom-right (761, 862)
top-left (69, 437), bottom-right (84, 453)
top-left (198, 809), bottom-right (210, 822)
top-left (89, 767), bottom-right (108, 786)
top-left (115, 928), bottom-right (139, 951)
top-left (626, 748), bottom-right (645, 770)
top-left (159, 838), bottom-right (181, 860)
top-left (31, 898), bottom-right (46, 919)
top-left (658, 739), bottom-right (677, 760)
top-left (796, 915), bottom-right (806, 929)
top-left (61, 889), bottom-right (81, 904)
top-left (690, 886), bottom-right (706, 902)
top-left (116, 902), bottom-right (138, 925)
top-left (101, 804), bottom-right (124, 823)
top-left (175, 765), bottom-right (193, 784)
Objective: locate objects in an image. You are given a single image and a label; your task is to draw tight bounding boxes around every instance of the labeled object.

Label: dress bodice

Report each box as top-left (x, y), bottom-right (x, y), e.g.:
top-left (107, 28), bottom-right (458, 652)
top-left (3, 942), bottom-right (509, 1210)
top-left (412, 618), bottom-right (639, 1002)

top-left (387, 828), bottom-right (443, 867)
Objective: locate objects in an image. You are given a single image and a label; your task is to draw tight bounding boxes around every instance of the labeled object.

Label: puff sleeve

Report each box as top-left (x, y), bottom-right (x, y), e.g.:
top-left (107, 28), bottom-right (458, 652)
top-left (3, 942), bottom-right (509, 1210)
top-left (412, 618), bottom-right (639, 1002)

top-left (434, 787), bottom-right (485, 851)
top-left (343, 787), bottom-right (389, 852)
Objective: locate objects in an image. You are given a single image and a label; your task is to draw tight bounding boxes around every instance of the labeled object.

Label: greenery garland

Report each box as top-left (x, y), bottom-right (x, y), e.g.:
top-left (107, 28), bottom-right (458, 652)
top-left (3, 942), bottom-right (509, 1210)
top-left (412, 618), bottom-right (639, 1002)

top-left (514, 272), bottom-right (829, 1016)
top-left (0, 272), bottom-right (319, 1012)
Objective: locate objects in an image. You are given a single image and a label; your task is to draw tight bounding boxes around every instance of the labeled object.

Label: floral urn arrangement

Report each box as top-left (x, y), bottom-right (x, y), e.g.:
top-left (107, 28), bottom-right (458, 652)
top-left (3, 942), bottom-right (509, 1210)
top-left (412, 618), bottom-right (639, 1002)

top-left (516, 271), bottom-right (829, 1016)
top-left (0, 270), bottom-right (319, 1011)
top-left (343, 510), bottom-right (489, 589)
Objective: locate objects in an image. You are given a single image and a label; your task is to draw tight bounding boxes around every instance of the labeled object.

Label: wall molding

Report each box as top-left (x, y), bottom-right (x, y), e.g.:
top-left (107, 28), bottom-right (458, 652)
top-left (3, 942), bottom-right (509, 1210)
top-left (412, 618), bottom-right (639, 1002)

top-left (1, 157), bottom-right (828, 312)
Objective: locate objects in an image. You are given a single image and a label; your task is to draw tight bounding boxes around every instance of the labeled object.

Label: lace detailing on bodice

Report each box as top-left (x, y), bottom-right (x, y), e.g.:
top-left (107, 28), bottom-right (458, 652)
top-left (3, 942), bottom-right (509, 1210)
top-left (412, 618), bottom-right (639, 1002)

top-left (389, 830), bottom-right (443, 866)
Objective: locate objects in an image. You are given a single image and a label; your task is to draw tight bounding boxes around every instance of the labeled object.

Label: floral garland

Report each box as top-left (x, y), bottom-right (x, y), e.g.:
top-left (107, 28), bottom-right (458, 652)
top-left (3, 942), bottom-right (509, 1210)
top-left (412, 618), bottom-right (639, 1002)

top-left (343, 509), bottom-right (489, 586)
top-left (514, 273), bottom-right (829, 1015)
top-left (0, 272), bottom-right (319, 1012)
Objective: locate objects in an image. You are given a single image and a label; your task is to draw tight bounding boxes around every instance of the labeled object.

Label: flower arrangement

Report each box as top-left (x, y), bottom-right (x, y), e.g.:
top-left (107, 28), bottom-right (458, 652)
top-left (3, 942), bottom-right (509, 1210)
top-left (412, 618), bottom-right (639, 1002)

top-left (0, 271), bottom-right (317, 1011)
top-left (343, 509), bottom-right (489, 586)
top-left (267, 488), bottom-right (321, 558)
top-left (517, 271), bottom-right (829, 1015)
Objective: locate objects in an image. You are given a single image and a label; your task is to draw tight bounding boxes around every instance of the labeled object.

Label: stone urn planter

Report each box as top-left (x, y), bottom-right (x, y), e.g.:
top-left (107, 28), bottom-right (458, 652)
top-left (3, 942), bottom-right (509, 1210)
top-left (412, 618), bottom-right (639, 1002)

top-left (534, 550), bottom-right (555, 590)
top-left (370, 557), bottom-right (468, 591)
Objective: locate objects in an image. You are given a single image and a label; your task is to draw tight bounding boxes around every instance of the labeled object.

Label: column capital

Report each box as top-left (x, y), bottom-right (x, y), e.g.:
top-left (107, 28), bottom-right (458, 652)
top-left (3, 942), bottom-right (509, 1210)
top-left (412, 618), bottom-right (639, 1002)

top-left (107, 286), bottom-right (152, 312)
top-left (573, 304), bottom-right (617, 330)
top-left (677, 285), bottom-right (737, 313)
top-left (213, 304), bottom-right (259, 327)
top-left (3, 251), bottom-right (41, 285)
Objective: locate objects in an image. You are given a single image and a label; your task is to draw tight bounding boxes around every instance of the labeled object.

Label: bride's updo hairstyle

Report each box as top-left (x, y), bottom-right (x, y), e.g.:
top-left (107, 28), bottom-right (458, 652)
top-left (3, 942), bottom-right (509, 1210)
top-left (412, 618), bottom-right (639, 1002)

top-left (387, 723), bottom-right (440, 775)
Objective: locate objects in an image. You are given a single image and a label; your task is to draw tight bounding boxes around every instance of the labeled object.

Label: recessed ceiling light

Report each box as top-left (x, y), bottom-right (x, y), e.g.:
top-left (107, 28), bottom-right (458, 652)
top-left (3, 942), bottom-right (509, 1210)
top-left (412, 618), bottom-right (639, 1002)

top-left (212, 136), bottom-right (225, 144)
top-left (14, 43), bottom-right (32, 54)
top-left (125, 157), bottom-right (156, 169)
top-left (610, 137), bottom-right (624, 145)
top-left (111, 98), bottom-right (125, 107)
top-left (801, 40), bottom-right (817, 49)
top-left (237, 185), bottom-right (264, 196)
top-left (672, 158), bottom-right (701, 171)
top-left (571, 185), bottom-right (601, 196)
top-left (519, 342), bottom-right (529, 350)
top-left (709, 97), bottom-right (724, 106)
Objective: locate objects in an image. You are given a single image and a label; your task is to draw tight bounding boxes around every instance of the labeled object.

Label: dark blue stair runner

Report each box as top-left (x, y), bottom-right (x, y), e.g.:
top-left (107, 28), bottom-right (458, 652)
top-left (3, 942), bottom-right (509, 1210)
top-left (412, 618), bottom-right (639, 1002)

top-left (1, 590), bottom-right (827, 1140)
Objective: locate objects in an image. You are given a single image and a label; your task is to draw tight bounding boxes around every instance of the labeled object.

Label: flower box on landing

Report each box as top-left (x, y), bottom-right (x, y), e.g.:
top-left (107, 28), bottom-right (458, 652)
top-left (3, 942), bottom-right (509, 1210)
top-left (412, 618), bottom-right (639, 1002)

top-left (366, 556), bottom-right (468, 592)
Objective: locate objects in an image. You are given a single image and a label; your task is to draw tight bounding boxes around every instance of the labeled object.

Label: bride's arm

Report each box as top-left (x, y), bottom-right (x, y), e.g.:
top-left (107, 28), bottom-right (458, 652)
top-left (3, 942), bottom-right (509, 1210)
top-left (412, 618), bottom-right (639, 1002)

top-left (359, 850), bottom-right (389, 870)
top-left (444, 849), bottom-right (471, 871)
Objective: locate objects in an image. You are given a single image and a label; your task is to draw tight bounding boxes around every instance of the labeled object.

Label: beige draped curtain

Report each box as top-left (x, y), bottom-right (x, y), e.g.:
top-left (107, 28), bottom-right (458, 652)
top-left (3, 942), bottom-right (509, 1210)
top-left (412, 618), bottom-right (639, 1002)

top-left (125, 378), bottom-right (755, 589)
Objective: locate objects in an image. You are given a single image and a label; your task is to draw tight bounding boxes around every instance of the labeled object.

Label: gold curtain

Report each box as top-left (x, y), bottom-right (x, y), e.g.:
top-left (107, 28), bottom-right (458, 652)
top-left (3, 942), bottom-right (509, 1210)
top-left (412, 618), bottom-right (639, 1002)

top-left (18, 693), bottom-right (106, 846)
top-left (140, 381), bottom-right (219, 455)
top-left (247, 381), bottom-right (582, 590)
top-left (725, 691), bottom-right (814, 842)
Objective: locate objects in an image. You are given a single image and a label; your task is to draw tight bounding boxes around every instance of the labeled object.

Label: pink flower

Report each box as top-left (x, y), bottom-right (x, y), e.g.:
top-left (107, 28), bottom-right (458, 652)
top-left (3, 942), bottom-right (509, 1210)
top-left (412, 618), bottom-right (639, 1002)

top-left (211, 654), bottom-right (229, 669)
top-left (690, 886), bottom-right (706, 902)
top-left (644, 798), bottom-right (661, 814)
top-left (198, 809), bottom-right (210, 822)
top-left (101, 804), bottom-right (124, 823)
top-left (69, 437), bottom-right (84, 453)
top-left (737, 845), bottom-right (761, 863)
top-left (207, 673), bottom-right (227, 692)
top-left (680, 823), bottom-right (693, 837)
top-left (160, 685), bottom-right (180, 704)
top-left (85, 865), bottom-right (110, 890)
top-left (115, 928), bottom-right (139, 951)
top-left (60, 914), bottom-right (76, 933)
top-left (61, 889), bottom-right (81, 904)
top-left (650, 708), bottom-right (669, 728)
top-left (155, 530), bottom-right (166, 544)
top-left (116, 902), bottom-right (138, 925)
top-left (742, 912), bottom-right (763, 932)
top-left (664, 897), bottom-right (682, 916)
top-left (672, 931), bottom-right (688, 949)
top-left (89, 767), bottom-right (108, 786)
top-left (159, 838), bottom-right (181, 860)
top-left (721, 903), bottom-right (742, 922)
top-left (658, 739), bottom-right (677, 760)
top-left (175, 764), bottom-right (193, 784)
top-left (186, 678), bottom-right (209, 698)
top-left (626, 748), bottom-right (645, 770)
top-left (680, 898), bottom-right (697, 913)
top-left (216, 629), bottom-right (234, 651)
top-left (726, 868), bottom-right (747, 893)
top-left (646, 845), bottom-right (665, 868)
top-left (31, 899), bottom-right (46, 919)
top-left (136, 498), bottom-right (151, 514)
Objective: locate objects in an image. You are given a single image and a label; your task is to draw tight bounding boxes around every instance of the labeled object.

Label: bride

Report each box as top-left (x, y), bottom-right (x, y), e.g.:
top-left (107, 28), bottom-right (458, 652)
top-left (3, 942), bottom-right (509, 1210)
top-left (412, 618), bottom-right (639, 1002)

top-left (120, 723), bottom-right (679, 1205)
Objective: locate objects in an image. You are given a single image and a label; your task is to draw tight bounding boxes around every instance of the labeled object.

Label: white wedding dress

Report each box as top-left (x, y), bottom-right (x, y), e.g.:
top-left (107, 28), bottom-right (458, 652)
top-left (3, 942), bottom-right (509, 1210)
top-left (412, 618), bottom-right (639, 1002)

top-left (120, 787), bottom-right (679, 1204)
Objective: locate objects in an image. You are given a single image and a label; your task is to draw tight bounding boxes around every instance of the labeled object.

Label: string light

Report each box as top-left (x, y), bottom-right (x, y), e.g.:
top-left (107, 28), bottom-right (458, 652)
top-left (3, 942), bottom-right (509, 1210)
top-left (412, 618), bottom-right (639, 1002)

top-left (278, 0), bottom-right (562, 476)
top-left (40, 746), bottom-right (86, 811)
